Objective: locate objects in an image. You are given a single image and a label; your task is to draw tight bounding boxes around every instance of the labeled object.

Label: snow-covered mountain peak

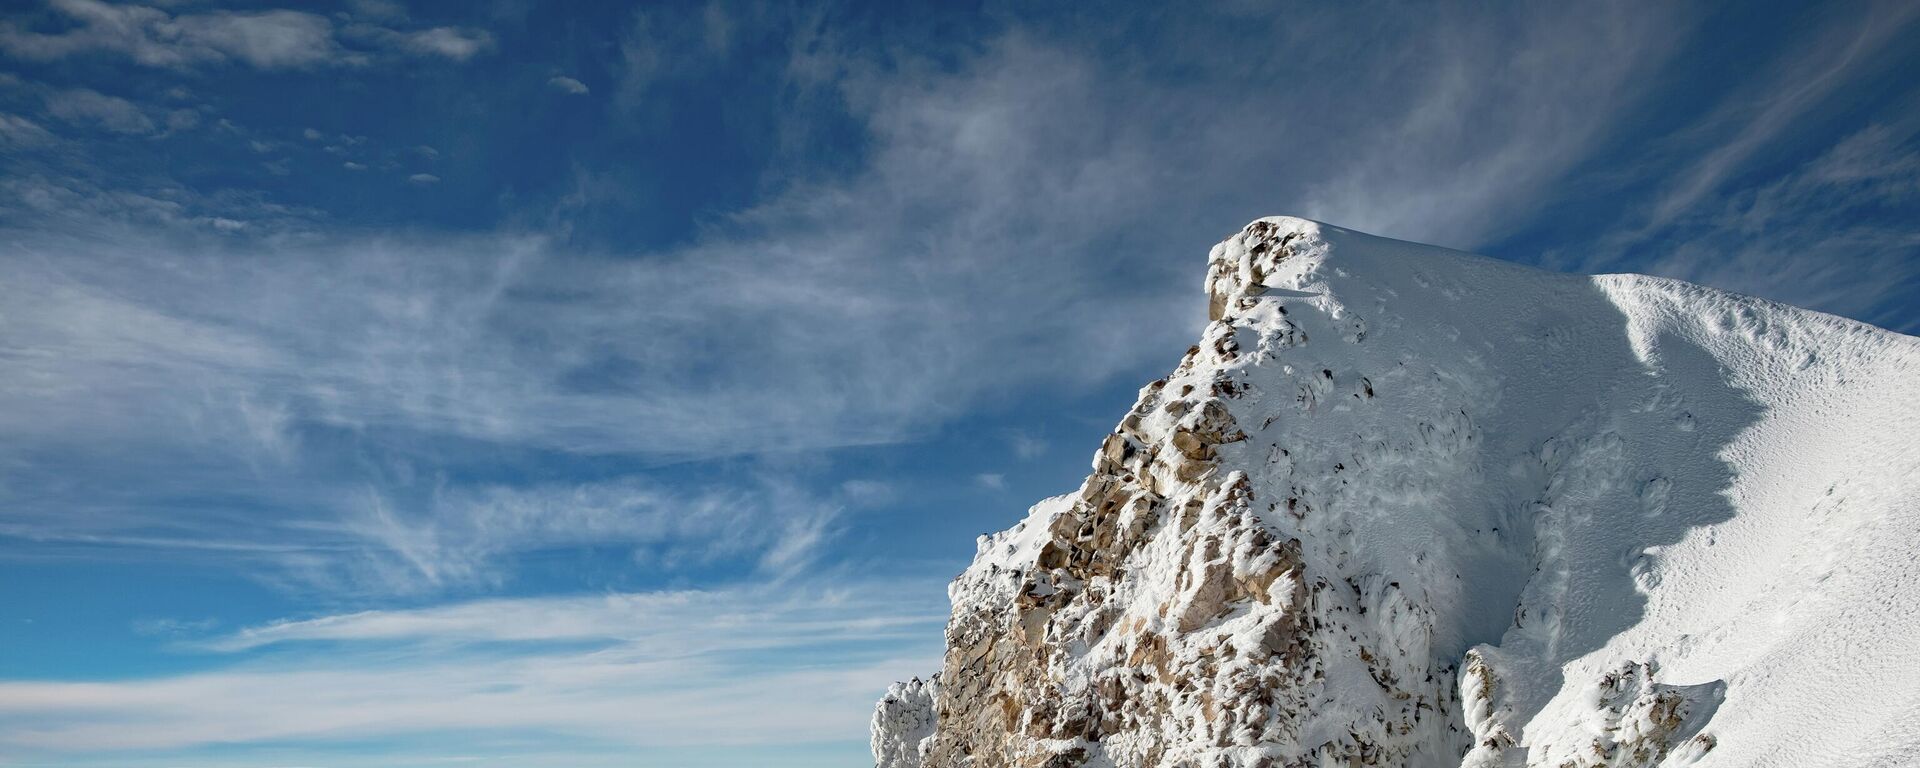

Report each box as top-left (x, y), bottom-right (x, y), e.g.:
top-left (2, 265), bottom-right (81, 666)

top-left (876, 217), bottom-right (1920, 768)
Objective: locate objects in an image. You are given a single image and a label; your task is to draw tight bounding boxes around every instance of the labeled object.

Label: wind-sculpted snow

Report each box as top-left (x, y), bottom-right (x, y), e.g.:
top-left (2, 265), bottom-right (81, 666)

top-left (875, 217), bottom-right (1920, 768)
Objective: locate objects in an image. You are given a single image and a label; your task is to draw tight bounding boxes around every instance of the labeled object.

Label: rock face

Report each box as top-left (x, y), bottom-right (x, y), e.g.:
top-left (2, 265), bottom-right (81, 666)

top-left (875, 217), bottom-right (1920, 768)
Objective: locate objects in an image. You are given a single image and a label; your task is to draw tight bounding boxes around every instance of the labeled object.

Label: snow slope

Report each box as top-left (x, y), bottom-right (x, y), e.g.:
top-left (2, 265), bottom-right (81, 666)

top-left (874, 217), bottom-right (1920, 768)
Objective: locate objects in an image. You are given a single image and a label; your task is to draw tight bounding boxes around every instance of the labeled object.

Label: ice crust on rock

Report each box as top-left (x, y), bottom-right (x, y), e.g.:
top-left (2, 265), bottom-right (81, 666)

top-left (874, 216), bottom-right (1920, 768)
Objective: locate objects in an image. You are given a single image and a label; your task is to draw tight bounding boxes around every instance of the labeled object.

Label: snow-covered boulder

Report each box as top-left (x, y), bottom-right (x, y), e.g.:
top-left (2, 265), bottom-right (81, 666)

top-left (874, 217), bottom-right (1920, 768)
top-left (873, 676), bottom-right (941, 767)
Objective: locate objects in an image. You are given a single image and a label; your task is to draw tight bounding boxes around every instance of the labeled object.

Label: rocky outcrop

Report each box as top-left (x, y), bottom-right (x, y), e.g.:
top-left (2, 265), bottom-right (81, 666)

top-left (875, 216), bottom-right (1920, 768)
top-left (882, 218), bottom-right (1467, 767)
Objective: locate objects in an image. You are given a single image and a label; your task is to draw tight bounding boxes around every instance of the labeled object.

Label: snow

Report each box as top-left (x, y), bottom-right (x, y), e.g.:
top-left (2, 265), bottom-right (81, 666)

top-left (876, 216), bottom-right (1920, 767)
top-left (872, 676), bottom-right (941, 767)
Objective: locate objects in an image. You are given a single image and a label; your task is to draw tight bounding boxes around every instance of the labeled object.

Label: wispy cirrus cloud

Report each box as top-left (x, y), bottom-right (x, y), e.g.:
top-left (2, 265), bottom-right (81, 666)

top-left (0, 0), bottom-right (1800, 602)
top-left (0, 583), bottom-right (946, 754)
top-left (0, 451), bottom-right (858, 596)
top-left (1284, 1), bottom-right (1695, 247)
top-left (0, 242), bottom-right (871, 592)
top-left (1638, 0), bottom-right (1920, 230)
top-left (200, 582), bottom-right (940, 652)
top-left (0, 0), bottom-right (340, 69)
top-left (1537, 0), bottom-right (1920, 332)
top-left (330, 474), bottom-right (851, 592)
top-left (0, 0), bottom-right (490, 70)
top-left (0, 111), bottom-right (55, 145)
top-left (1602, 119), bottom-right (1920, 332)
top-left (548, 75), bottom-right (590, 95)
top-left (0, 0), bottom-right (1907, 615)
top-left (42, 87), bottom-right (154, 133)
top-left (345, 23), bottom-right (493, 62)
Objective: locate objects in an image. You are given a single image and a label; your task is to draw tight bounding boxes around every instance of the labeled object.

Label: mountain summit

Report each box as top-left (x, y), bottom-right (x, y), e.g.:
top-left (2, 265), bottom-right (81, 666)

top-left (873, 217), bottom-right (1920, 767)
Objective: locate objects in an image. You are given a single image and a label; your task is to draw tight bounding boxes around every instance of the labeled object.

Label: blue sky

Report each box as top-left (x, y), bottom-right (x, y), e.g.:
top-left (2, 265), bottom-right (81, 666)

top-left (0, 0), bottom-right (1916, 765)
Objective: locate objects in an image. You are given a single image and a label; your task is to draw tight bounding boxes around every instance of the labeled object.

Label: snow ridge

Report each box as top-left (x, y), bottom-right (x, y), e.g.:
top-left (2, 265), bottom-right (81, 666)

top-left (875, 217), bottom-right (1920, 768)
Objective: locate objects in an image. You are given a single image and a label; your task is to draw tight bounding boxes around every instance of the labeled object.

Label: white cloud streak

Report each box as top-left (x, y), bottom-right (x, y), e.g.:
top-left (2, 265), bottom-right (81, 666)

top-left (0, 583), bottom-right (947, 752)
top-left (202, 583), bottom-right (937, 652)
top-left (548, 75), bottom-right (590, 95)
top-left (396, 26), bottom-right (492, 60)
top-left (42, 88), bottom-right (153, 133)
top-left (0, 0), bottom-right (1755, 599)
top-left (0, 112), bottom-right (55, 145)
top-left (1641, 0), bottom-right (1920, 230)
top-left (1010, 432), bottom-right (1047, 459)
top-left (1600, 120), bottom-right (1920, 332)
top-left (0, 0), bottom-right (343, 69)
top-left (327, 475), bottom-right (848, 592)
top-left (0, 0), bottom-right (493, 70)
top-left (1537, 1), bottom-right (1920, 332)
top-left (1284, 1), bottom-right (1694, 247)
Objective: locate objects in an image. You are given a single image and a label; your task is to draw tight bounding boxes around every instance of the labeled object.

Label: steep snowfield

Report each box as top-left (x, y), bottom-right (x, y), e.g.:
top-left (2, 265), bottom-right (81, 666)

top-left (875, 217), bottom-right (1920, 768)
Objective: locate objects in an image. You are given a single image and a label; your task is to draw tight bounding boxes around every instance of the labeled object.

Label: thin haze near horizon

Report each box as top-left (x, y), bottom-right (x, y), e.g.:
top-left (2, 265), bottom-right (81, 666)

top-left (0, 1), bottom-right (1917, 766)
